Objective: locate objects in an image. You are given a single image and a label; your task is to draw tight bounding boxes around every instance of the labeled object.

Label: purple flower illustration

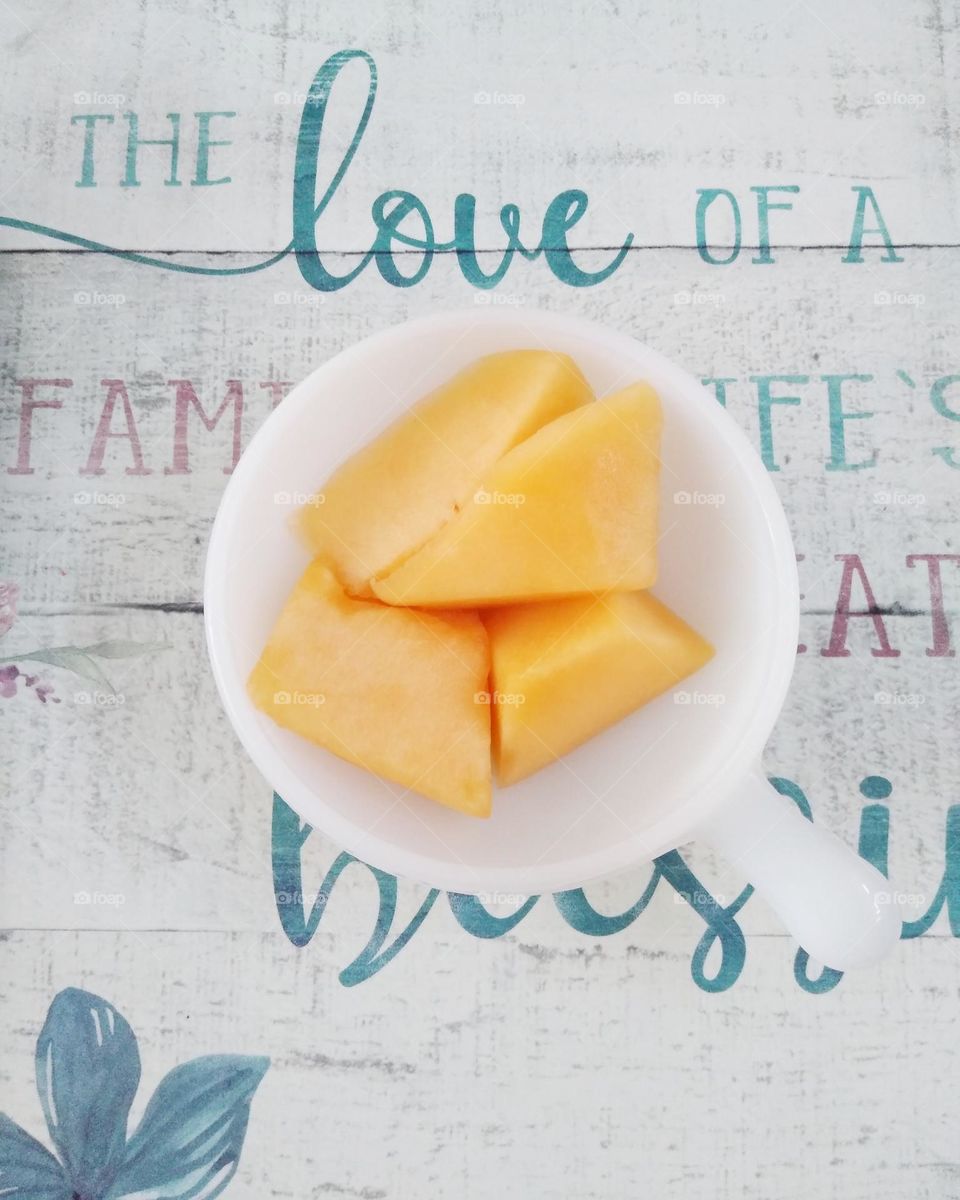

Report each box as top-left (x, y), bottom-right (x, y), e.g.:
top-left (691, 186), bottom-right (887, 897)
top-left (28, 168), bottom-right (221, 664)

top-left (0, 664), bottom-right (18, 698)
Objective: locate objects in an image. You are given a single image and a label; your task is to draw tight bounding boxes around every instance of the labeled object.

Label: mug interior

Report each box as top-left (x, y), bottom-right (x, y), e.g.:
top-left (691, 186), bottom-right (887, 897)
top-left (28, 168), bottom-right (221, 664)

top-left (205, 310), bottom-right (798, 894)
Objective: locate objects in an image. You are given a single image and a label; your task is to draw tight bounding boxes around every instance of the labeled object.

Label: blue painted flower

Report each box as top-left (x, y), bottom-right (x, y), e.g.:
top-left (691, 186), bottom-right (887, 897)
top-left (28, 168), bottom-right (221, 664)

top-left (0, 988), bottom-right (269, 1200)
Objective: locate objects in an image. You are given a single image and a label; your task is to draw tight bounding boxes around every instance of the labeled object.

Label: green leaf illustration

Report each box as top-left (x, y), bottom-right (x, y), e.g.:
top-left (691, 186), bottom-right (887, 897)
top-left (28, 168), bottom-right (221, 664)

top-left (80, 640), bottom-right (169, 659)
top-left (15, 648), bottom-right (116, 691)
top-left (8, 640), bottom-right (169, 694)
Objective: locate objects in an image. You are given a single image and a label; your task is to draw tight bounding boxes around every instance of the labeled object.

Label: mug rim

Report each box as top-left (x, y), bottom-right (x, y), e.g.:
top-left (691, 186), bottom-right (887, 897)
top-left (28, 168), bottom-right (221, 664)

top-left (204, 309), bottom-right (800, 893)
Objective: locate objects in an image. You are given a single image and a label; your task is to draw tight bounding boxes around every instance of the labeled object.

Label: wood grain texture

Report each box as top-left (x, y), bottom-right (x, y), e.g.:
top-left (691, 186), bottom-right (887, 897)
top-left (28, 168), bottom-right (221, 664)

top-left (1, 930), bottom-right (958, 1199)
top-left (1, 2), bottom-right (958, 1197)
top-left (0, 0), bottom-right (957, 250)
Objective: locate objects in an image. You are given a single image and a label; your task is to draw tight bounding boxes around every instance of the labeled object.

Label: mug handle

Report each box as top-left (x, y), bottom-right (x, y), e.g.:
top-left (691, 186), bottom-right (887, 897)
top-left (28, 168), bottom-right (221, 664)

top-left (696, 764), bottom-right (902, 971)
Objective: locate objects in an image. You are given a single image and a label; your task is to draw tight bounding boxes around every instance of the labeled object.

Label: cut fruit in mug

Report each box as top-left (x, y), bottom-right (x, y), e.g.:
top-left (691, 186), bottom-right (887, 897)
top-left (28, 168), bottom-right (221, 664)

top-left (484, 591), bottom-right (714, 787)
top-left (210, 312), bottom-right (901, 970)
top-left (246, 349), bottom-right (713, 817)
top-left (297, 349), bottom-right (593, 595)
top-left (247, 559), bottom-right (492, 817)
top-left (371, 382), bottom-right (662, 608)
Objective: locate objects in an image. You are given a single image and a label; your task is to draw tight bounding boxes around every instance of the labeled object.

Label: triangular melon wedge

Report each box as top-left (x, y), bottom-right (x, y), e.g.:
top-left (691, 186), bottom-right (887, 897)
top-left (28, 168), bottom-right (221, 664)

top-left (484, 590), bottom-right (714, 785)
top-left (299, 351), bottom-right (593, 595)
top-left (247, 560), bottom-right (492, 817)
top-left (372, 383), bottom-right (662, 608)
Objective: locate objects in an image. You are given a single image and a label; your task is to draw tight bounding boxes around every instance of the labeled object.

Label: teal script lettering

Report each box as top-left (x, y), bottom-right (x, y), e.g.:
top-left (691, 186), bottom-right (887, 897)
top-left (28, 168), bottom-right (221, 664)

top-left (2, 50), bottom-right (633, 294)
top-left (271, 774), bottom-right (945, 993)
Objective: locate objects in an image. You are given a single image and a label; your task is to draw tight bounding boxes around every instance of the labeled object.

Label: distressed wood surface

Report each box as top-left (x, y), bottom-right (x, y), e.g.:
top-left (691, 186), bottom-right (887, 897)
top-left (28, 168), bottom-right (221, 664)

top-left (0, 0), bottom-right (957, 250)
top-left (1, 931), bottom-right (956, 1200)
top-left (1, 2), bottom-right (959, 1198)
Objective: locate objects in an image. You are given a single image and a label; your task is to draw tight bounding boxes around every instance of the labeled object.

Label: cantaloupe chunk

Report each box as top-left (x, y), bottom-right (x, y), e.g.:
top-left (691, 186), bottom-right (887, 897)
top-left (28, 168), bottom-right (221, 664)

top-left (484, 590), bottom-right (713, 785)
top-left (298, 351), bottom-right (593, 595)
top-left (247, 560), bottom-right (492, 816)
top-left (372, 383), bottom-right (662, 608)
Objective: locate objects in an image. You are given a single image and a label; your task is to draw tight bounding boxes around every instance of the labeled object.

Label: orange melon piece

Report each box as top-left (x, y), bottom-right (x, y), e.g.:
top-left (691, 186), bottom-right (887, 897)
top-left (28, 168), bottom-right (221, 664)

top-left (247, 560), bottom-right (492, 816)
top-left (298, 351), bottom-right (593, 595)
top-left (372, 383), bottom-right (662, 608)
top-left (483, 590), bottom-right (713, 785)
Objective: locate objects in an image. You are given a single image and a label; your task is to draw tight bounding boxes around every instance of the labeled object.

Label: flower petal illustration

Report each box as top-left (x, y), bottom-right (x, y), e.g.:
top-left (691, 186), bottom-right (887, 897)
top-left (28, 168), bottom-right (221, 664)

top-left (0, 1113), bottom-right (72, 1199)
top-left (35, 988), bottom-right (141, 1197)
top-left (106, 1055), bottom-right (269, 1200)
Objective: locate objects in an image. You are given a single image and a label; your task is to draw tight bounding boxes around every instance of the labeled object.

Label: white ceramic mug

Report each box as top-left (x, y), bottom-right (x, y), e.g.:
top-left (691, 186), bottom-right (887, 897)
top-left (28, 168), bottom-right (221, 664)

top-left (205, 309), bottom-right (902, 971)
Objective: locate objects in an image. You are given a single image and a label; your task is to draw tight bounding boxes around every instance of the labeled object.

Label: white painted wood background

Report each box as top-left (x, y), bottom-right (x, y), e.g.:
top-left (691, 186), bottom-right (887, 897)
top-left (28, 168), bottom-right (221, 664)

top-left (1, 2), bottom-right (959, 1197)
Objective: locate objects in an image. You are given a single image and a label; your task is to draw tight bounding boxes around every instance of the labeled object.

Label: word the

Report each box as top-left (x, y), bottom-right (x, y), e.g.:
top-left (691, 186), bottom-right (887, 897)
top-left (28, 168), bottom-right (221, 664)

top-left (70, 110), bottom-right (236, 188)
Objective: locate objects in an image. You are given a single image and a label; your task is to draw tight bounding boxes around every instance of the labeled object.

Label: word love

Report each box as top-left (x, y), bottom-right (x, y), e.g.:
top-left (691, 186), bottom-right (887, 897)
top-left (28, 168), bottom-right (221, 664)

top-left (3, 50), bottom-right (904, 290)
top-left (291, 50), bottom-right (629, 292)
top-left (271, 775), bottom-right (956, 994)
